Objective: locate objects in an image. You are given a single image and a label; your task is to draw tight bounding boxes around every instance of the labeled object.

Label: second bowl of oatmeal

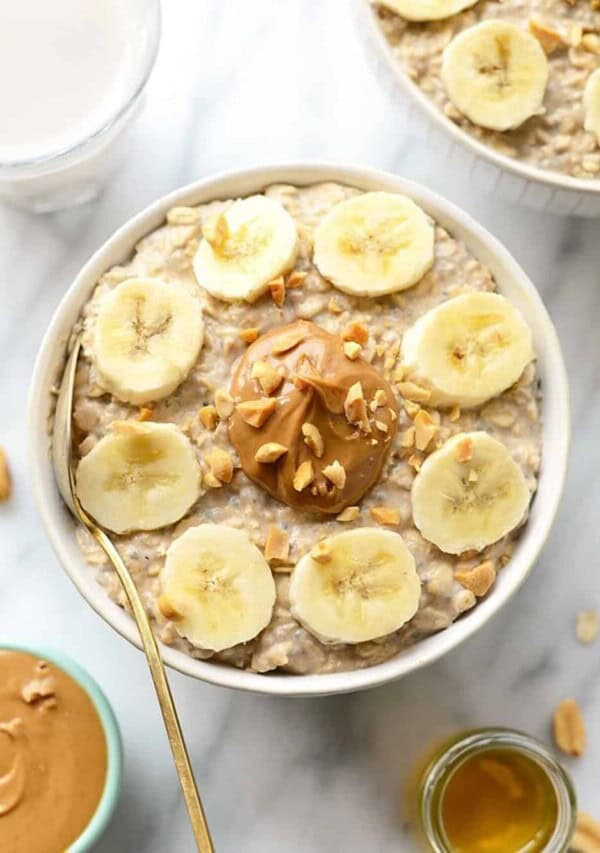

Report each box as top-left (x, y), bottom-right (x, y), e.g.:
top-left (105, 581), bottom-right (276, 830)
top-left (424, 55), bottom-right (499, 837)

top-left (359, 0), bottom-right (600, 217)
top-left (28, 163), bottom-right (569, 696)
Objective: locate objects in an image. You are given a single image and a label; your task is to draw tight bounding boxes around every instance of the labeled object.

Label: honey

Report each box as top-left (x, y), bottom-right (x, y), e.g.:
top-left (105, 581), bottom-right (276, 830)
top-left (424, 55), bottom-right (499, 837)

top-left (441, 748), bottom-right (558, 852)
top-left (418, 729), bottom-right (577, 853)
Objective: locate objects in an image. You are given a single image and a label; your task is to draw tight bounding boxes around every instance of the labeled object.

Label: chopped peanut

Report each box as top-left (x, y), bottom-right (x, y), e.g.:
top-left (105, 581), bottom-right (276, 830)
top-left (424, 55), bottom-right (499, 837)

top-left (322, 460), bottom-right (346, 490)
top-left (199, 405), bottom-right (218, 430)
top-left (344, 381), bottom-right (370, 432)
top-left (343, 341), bottom-right (362, 361)
top-left (449, 405), bottom-right (461, 422)
top-left (455, 560), bottom-right (496, 597)
top-left (0, 448), bottom-right (11, 501)
top-left (137, 407), bottom-right (153, 422)
top-left (203, 471), bottom-right (222, 489)
top-left (255, 442), bottom-right (288, 463)
top-left (571, 812), bottom-right (600, 852)
top-left (414, 410), bottom-right (438, 452)
top-left (214, 388), bottom-right (234, 419)
top-left (342, 322), bottom-right (368, 345)
top-left (553, 698), bottom-right (586, 757)
top-left (408, 453), bottom-right (422, 471)
top-left (269, 276), bottom-right (286, 307)
top-left (374, 420), bottom-right (388, 433)
top-left (311, 540), bottom-right (333, 563)
top-left (397, 381), bottom-right (431, 403)
top-left (205, 448), bottom-right (233, 484)
top-left (388, 407), bottom-right (398, 422)
top-left (264, 525), bottom-right (290, 565)
top-left (238, 327), bottom-right (260, 345)
top-left (302, 423), bottom-right (324, 458)
top-left (236, 398), bottom-right (277, 428)
top-left (328, 296), bottom-right (343, 315)
top-left (336, 506), bottom-right (359, 522)
top-left (272, 327), bottom-right (307, 354)
top-left (528, 18), bottom-right (568, 53)
top-left (370, 506), bottom-right (401, 525)
top-left (373, 389), bottom-right (387, 409)
top-left (157, 595), bottom-right (183, 621)
top-left (576, 610), bottom-right (600, 645)
top-left (392, 365), bottom-right (405, 383)
top-left (404, 400), bottom-right (421, 418)
top-left (455, 437), bottom-right (473, 463)
top-left (286, 270), bottom-right (307, 289)
top-left (251, 360), bottom-right (283, 395)
top-left (293, 460), bottom-right (314, 492)
top-left (401, 427), bottom-right (416, 448)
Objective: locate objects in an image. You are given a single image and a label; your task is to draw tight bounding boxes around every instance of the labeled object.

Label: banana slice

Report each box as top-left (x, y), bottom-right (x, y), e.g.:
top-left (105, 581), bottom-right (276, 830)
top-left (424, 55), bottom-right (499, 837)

top-left (192, 195), bottom-right (298, 302)
top-left (378, 0), bottom-right (479, 23)
top-left (312, 192), bottom-right (434, 297)
top-left (401, 292), bottom-right (534, 408)
top-left (411, 431), bottom-right (530, 555)
top-left (289, 529), bottom-right (421, 644)
top-left (584, 68), bottom-right (600, 145)
top-left (441, 21), bottom-right (549, 131)
top-left (75, 421), bottom-right (201, 534)
top-left (159, 524), bottom-right (276, 651)
top-left (93, 277), bottom-right (204, 405)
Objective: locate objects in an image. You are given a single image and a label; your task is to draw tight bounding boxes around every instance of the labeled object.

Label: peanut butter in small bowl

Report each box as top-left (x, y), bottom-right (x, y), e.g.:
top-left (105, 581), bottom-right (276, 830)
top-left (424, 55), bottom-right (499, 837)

top-left (0, 647), bottom-right (121, 853)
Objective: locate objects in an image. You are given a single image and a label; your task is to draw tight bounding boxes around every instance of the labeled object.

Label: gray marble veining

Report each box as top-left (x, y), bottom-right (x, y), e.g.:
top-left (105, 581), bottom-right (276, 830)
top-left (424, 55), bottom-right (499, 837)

top-left (1, 2), bottom-right (598, 850)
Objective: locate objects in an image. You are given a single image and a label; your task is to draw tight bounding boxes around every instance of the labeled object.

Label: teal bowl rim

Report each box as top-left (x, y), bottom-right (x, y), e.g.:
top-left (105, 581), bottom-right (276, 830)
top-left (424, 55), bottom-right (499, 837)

top-left (0, 642), bottom-right (123, 852)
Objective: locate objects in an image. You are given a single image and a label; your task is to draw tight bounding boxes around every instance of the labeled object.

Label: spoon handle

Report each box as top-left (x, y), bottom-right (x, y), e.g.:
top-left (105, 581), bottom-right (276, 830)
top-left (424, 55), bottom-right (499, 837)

top-left (88, 523), bottom-right (214, 853)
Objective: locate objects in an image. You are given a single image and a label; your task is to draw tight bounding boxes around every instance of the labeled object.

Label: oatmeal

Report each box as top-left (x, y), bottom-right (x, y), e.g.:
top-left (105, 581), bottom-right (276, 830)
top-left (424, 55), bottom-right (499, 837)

top-left (374, 0), bottom-right (600, 179)
top-left (69, 181), bottom-right (542, 675)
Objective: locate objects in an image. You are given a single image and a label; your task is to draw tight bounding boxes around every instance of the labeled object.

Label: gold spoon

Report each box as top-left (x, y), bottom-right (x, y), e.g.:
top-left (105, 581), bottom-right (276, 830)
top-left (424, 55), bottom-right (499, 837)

top-left (52, 334), bottom-right (214, 853)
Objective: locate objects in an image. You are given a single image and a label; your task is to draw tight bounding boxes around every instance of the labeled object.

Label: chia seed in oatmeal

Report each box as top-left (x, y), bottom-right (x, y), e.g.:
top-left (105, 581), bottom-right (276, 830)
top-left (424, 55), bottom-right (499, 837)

top-left (373, 0), bottom-right (600, 180)
top-left (70, 181), bottom-right (541, 675)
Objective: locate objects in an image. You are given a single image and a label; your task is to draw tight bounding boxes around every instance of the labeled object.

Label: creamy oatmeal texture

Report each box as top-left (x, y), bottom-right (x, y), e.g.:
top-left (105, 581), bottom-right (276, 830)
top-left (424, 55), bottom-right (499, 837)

top-left (374, 0), bottom-right (600, 179)
top-left (71, 182), bottom-right (541, 675)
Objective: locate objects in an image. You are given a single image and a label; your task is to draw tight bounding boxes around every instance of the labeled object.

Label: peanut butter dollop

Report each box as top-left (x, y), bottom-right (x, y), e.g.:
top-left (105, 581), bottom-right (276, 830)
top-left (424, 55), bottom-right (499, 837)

top-left (0, 651), bottom-right (108, 853)
top-left (229, 320), bottom-right (398, 514)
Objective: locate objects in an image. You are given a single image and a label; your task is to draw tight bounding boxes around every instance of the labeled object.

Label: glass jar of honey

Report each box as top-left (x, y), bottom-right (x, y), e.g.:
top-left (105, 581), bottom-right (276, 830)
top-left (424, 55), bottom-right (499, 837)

top-left (419, 728), bottom-right (576, 853)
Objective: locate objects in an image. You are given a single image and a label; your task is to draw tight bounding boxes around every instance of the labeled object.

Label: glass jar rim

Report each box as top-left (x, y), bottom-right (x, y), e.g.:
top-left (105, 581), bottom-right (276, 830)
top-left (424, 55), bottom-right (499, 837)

top-left (0, 0), bottom-right (161, 174)
top-left (420, 727), bottom-right (577, 853)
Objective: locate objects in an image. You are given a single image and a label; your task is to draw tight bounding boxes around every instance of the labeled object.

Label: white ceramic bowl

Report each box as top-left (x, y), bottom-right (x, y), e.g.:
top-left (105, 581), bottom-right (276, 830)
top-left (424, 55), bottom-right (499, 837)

top-left (28, 163), bottom-right (569, 696)
top-left (358, 0), bottom-right (600, 218)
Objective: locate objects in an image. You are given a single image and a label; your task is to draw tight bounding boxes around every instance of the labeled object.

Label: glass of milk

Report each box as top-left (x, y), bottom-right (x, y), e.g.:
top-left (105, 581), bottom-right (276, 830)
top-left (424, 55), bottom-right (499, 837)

top-left (0, 0), bottom-right (161, 212)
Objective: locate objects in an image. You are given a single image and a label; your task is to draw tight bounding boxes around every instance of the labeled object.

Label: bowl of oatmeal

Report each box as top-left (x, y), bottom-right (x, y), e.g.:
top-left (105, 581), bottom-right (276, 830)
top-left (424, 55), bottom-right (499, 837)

top-left (359, 0), bottom-right (600, 216)
top-left (28, 164), bottom-right (569, 696)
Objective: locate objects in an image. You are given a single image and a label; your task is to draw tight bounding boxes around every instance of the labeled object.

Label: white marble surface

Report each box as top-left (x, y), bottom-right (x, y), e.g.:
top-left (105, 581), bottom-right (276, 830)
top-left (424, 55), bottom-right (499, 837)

top-left (1, 2), bottom-right (599, 850)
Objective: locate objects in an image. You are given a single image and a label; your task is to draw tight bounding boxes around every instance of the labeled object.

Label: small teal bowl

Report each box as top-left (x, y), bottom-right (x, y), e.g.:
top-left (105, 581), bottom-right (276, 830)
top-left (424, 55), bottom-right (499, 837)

top-left (0, 642), bottom-right (123, 852)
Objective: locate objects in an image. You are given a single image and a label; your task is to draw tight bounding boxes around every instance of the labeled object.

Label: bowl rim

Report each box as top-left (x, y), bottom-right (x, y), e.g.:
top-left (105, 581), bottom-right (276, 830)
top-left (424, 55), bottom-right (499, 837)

top-left (0, 642), bottom-right (123, 851)
top-left (27, 161), bottom-right (570, 697)
top-left (359, 0), bottom-right (600, 198)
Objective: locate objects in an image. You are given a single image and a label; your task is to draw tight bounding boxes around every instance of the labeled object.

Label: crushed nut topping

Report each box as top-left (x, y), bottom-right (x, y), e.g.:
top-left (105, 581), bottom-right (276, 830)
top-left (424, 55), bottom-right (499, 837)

top-left (264, 525), bottom-right (290, 565)
top-left (293, 460), bottom-right (314, 491)
top-left (414, 409), bottom-right (438, 451)
top-left (214, 388), bottom-right (235, 419)
top-left (205, 448), bottom-right (234, 484)
top-left (344, 381), bottom-right (370, 432)
top-left (251, 360), bottom-right (283, 395)
top-left (328, 296), bottom-right (343, 314)
top-left (137, 406), bottom-right (153, 422)
top-left (336, 505), bottom-right (360, 522)
top-left (236, 397), bottom-right (277, 428)
top-left (0, 448), bottom-right (11, 501)
top-left (397, 381), bottom-right (431, 403)
top-left (302, 422), bottom-right (324, 458)
top-left (254, 442), bottom-right (288, 463)
top-left (342, 322), bottom-right (368, 345)
top-left (449, 405), bottom-right (461, 422)
top-left (343, 341), bottom-right (362, 361)
top-left (553, 698), bottom-right (586, 757)
top-left (455, 560), bottom-right (496, 597)
top-left (286, 270), bottom-right (307, 289)
top-left (199, 405), bottom-right (218, 430)
top-left (271, 327), bottom-right (307, 354)
top-left (269, 276), bottom-right (286, 307)
top-left (238, 327), bottom-right (260, 345)
top-left (576, 610), bottom-right (600, 645)
top-left (322, 460), bottom-right (346, 490)
top-left (375, 420), bottom-right (389, 433)
top-left (203, 471), bottom-right (222, 489)
top-left (571, 812), bottom-right (600, 852)
top-left (370, 506), bottom-right (401, 525)
top-left (528, 18), bottom-right (568, 54)
top-left (401, 427), bottom-right (416, 448)
top-left (311, 540), bottom-right (333, 563)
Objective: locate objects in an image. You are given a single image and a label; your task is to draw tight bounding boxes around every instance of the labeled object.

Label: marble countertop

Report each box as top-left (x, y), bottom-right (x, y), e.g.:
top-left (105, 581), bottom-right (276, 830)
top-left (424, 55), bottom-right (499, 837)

top-left (1, 2), bottom-right (599, 850)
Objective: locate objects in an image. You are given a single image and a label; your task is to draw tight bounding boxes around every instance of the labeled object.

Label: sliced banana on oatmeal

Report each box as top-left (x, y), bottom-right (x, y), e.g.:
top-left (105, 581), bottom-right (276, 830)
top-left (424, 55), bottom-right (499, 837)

top-left (411, 432), bottom-right (530, 555)
top-left (312, 191), bottom-right (434, 297)
top-left (584, 68), bottom-right (600, 145)
top-left (441, 21), bottom-right (549, 132)
top-left (401, 292), bottom-right (534, 408)
top-left (378, 0), bottom-right (479, 23)
top-left (159, 524), bottom-right (276, 651)
top-left (289, 528), bottom-right (421, 644)
top-left (192, 195), bottom-right (299, 302)
top-left (75, 421), bottom-right (201, 534)
top-left (93, 277), bottom-right (204, 405)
